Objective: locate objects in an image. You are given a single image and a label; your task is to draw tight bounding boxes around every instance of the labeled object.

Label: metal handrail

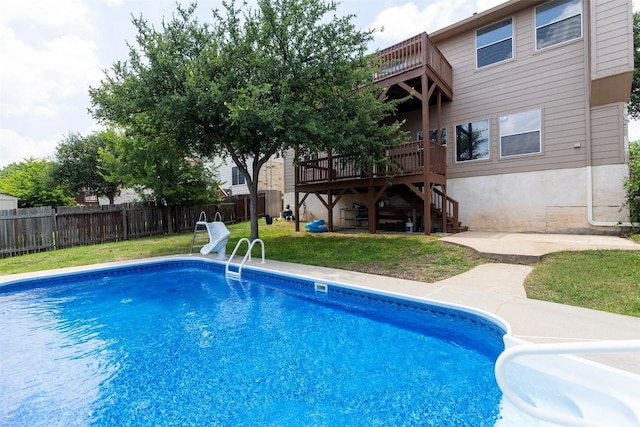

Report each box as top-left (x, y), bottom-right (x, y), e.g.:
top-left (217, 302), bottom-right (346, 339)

top-left (190, 211), bottom-right (209, 254)
top-left (495, 340), bottom-right (640, 427)
top-left (214, 212), bottom-right (222, 222)
top-left (225, 238), bottom-right (265, 281)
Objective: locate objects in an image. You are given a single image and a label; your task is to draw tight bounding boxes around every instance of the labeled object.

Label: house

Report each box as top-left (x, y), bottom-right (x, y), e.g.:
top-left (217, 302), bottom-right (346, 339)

top-left (0, 193), bottom-right (19, 210)
top-left (285, 0), bottom-right (634, 234)
top-left (75, 190), bottom-right (99, 205)
top-left (214, 156), bottom-right (286, 218)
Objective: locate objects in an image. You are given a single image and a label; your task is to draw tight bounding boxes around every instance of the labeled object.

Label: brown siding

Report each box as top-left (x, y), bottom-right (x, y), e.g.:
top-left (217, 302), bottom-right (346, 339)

top-left (590, 0), bottom-right (633, 79)
top-left (590, 104), bottom-right (625, 166)
top-left (423, 6), bottom-right (590, 179)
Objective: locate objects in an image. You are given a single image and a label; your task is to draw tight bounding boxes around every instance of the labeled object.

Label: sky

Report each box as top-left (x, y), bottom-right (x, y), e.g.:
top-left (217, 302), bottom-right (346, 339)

top-left (0, 0), bottom-right (638, 169)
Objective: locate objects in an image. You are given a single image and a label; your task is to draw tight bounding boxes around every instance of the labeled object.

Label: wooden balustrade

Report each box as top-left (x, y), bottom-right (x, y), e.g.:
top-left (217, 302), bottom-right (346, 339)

top-left (431, 187), bottom-right (459, 232)
top-left (296, 141), bottom-right (446, 185)
top-left (374, 32), bottom-right (452, 91)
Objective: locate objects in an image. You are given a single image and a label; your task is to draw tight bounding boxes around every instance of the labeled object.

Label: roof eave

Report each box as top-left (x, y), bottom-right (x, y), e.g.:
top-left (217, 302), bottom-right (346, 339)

top-left (430, 0), bottom-right (548, 43)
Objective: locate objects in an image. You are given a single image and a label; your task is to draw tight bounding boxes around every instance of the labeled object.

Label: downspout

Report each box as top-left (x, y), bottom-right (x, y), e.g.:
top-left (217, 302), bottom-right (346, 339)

top-left (584, 2), bottom-right (638, 228)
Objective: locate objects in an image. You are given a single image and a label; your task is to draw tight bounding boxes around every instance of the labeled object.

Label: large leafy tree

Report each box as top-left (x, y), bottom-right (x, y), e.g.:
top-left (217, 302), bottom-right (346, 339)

top-left (99, 128), bottom-right (222, 206)
top-left (630, 11), bottom-right (640, 119)
top-left (0, 158), bottom-right (75, 208)
top-left (54, 131), bottom-right (122, 204)
top-left (89, 0), bottom-right (404, 239)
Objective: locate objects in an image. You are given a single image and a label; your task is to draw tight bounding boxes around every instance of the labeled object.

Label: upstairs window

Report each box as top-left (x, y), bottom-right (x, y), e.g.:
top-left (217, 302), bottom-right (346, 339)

top-left (476, 18), bottom-right (513, 68)
top-left (232, 166), bottom-right (245, 185)
top-left (500, 109), bottom-right (542, 157)
top-left (536, 0), bottom-right (582, 50)
top-left (456, 119), bottom-right (490, 162)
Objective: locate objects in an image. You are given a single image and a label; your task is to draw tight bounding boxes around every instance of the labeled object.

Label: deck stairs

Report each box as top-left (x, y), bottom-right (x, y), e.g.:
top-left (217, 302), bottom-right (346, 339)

top-left (391, 185), bottom-right (466, 233)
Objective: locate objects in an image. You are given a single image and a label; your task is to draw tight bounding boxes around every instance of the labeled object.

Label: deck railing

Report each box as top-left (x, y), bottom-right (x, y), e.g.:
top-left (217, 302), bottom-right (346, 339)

top-left (296, 140), bottom-right (446, 185)
top-left (375, 32), bottom-right (452, 91)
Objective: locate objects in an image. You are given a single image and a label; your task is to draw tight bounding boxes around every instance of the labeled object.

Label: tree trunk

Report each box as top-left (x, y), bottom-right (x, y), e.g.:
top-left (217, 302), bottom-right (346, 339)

top-left (248, 179), bottom-right (260, 241)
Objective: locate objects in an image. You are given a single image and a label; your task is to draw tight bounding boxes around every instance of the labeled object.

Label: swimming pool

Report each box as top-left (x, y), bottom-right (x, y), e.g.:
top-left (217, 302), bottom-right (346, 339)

top-left (1, 258), bottom-right (508, 426)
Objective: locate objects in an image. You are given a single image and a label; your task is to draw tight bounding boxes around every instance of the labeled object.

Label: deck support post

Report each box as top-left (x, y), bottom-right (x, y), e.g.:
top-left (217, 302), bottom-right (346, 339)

top-left (294, 190), bottom-right (300, 232)
top-left (367, 179), bottom-right (377, 233)
top-left (437, 90), bottom-right (447, 233)
top-left (421, 72), bottom-right (431, 235)
top-left (327, 191), bottom-right (334, 231)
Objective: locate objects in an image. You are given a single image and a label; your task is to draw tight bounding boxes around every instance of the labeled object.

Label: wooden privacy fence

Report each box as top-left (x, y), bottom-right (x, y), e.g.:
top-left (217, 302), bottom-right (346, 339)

top-left (0, 194), bottom-right (265, 258)
top-left (0, 207), bottom-right (56, 257)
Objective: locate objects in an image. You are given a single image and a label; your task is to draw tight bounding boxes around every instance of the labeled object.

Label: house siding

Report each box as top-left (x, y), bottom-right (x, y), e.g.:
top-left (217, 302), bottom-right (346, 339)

top-left (434, 6), bottom-right (590, 180)
top-left (590, 103), bottom-right (625, 166)
top-left (284, 150), bottom-right (296, 194)
top-left (0, 193), bottom-right (19, 210)
top-left (590, 0), bottom-right (633, 79)
top-left (215, 157), bottom-right (285, 198)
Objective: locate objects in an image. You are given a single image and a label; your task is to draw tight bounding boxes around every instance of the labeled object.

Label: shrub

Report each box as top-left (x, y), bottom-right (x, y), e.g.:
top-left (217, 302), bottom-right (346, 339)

top-left (624, 140), bottom-right (640, 223)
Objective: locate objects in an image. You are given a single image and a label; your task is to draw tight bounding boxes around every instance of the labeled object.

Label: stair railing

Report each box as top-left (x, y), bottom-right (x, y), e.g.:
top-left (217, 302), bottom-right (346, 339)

top-left (431, 188), bottom-right (459, 232)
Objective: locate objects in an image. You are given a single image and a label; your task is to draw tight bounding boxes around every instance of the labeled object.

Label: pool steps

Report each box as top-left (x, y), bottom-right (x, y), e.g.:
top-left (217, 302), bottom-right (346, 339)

top-left (225, 238), bottom-right (265, 281)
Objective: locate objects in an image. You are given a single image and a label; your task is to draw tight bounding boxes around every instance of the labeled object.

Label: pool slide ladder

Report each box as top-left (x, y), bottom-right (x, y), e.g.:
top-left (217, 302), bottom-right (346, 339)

top-left (190, 212), bottom-right (230, 259)
top-left (225, 238), bottom-right (265, 281)
top-left (191, 211), bottom-right (220, 253)
top-left (495, 339), bottom-right (640, 427)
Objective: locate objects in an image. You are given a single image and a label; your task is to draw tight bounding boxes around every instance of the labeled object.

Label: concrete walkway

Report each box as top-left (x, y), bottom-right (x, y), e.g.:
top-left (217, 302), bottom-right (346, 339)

top-left (251, 232), bottom-right (640, 374)
top-left (441, 231), bottom-right (640, 263)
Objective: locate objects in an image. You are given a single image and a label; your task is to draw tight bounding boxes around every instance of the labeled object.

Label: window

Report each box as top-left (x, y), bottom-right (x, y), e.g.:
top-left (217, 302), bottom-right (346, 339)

top-left (232, 166), bottom-right (245, 185)
top-left (500, 109), bottom-right (542, 157)
top-left (456, 120), bottom-right (489, 162)
top-left (476, 18), bottom-right (513, 68)
top-left (536, 0), bottom-right (582, 50)
top-left (429, 128), bottom-right (447, 145)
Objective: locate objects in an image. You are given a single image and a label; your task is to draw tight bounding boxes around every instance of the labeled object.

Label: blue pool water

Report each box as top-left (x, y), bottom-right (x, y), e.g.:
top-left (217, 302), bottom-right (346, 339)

top-left (0, 260), bottom-right (506, 426)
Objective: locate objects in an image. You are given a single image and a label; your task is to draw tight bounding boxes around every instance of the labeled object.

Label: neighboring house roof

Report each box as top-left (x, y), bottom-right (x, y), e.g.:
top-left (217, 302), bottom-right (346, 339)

top-left (0, 193), bottom-right (19, 200)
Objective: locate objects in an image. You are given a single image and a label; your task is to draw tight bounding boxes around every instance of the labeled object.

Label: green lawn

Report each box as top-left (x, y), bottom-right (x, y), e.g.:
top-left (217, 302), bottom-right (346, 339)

top-left (524, 249), bottom-right (640, 317)
top-left (1, 220), bottom-right (639, 317)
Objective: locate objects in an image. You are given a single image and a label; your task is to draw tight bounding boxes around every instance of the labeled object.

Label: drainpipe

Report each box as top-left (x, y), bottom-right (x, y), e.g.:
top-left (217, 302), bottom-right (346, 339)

top-left (584, 2), bottom-right (638, 228)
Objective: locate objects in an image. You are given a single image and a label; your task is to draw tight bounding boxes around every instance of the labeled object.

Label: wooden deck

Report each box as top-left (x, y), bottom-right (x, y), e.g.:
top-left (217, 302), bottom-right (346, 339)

top-left (296, 140), bottom-right (446, 188)
top-left (375, 32), bottom-right (453, 101)
top-left (293, 32), bottom-right (460, 235)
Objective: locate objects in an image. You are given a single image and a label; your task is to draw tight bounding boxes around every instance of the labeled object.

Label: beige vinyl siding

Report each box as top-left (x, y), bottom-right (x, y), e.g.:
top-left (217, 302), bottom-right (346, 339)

top-left (284, 149), bottom-right (296, 193)
top-left (430, 6), bottom-right (588, 180)
top-left (590, 0), bottom-right (633, 79)
top-left (590, 104), bottom-right (625, 166)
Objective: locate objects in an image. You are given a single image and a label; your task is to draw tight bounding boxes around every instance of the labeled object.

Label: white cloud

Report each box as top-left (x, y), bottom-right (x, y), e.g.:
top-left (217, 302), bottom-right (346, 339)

top-left (0, 129), bottom-right (58, 165)
top-left (368, 0), bottom-right (508, 44)
top-left (0, 0), bottom-right (102, 116)
top-left (0, 0), bottom-right (91, 30)
top-left (0, 28), bottom-right (101, 117)
top-left (476, 0), bottom-right (511, 13)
